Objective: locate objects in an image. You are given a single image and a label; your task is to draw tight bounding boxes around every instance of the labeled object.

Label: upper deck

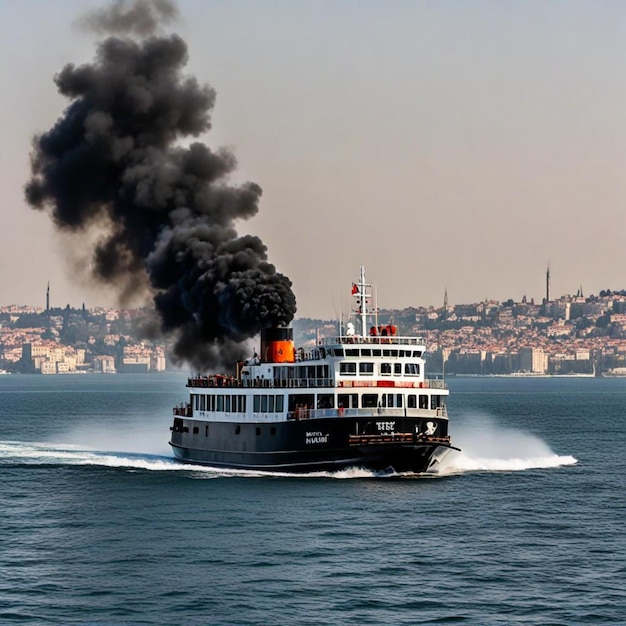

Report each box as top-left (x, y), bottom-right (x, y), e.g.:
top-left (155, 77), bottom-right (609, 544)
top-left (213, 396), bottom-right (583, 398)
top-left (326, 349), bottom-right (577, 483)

top-left (320, 335), bottom-right (425, 347)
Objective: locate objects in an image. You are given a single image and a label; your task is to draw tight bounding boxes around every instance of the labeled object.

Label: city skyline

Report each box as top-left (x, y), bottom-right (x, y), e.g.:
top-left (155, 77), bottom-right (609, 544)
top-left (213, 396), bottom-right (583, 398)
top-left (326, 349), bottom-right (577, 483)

top-left (7, 265), bottom-right (625, 316)
top-left (1, 1), bottom-right (625, 318)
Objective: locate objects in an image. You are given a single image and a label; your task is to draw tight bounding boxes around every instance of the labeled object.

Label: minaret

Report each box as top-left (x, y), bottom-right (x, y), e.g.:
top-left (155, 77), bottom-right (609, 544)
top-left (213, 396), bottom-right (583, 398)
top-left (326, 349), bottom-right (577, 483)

top-left (46, 282), bottom-right (50, 311)
top-left (546, 266), bottom-right (551, 303)
top-left (443, 287), bottom-right (448, 320)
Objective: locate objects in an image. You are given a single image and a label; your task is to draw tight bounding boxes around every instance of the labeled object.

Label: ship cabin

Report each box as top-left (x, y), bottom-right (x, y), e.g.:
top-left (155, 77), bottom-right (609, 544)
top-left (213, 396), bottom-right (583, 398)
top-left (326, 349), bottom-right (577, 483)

top-left (175, 326), bottom-right (448, 425)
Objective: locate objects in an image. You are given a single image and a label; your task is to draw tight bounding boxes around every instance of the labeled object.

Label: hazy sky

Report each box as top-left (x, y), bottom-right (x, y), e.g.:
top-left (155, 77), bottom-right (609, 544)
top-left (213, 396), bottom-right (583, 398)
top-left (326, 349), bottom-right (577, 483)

top-left (1, 0), bottom-right (625, 319)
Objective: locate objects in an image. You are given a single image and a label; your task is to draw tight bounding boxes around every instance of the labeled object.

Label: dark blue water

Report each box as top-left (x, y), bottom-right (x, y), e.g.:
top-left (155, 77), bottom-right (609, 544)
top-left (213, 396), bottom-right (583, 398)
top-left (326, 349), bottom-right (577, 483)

top-left (1, 373), bottom-right (624, 625)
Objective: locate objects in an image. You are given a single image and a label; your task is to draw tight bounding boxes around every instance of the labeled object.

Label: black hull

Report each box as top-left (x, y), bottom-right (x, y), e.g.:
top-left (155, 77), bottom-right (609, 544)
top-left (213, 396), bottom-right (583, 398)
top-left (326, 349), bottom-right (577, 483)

top-left (169, 415), bottom-right (456, 474)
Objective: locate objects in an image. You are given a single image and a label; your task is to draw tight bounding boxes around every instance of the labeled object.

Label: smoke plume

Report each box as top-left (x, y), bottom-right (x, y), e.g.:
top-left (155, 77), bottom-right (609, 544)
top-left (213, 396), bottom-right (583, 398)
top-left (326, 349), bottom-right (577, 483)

top-left (80, 0), bottom-right (178, 36)
top-left (25, 0), bottom-right (296, 371)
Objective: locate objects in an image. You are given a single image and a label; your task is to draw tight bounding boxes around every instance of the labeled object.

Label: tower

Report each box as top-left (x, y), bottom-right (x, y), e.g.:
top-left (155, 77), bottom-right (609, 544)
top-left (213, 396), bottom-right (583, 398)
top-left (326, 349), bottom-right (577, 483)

top-left (46, 282), bottom-right (50, 311)
top-left (443, 287), bottom-right (448, 320)
top-left (546, 266), bottom-right (551, 303)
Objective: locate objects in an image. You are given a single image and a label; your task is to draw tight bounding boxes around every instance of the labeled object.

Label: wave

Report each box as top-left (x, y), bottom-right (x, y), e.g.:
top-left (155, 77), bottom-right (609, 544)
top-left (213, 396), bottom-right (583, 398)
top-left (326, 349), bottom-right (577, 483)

top-left (0, 441), bottom-right (378, 478)
top-left (432, 411), bottom-right (577, 475)
top-left (0, 441), bottom-right (203, 472)
top-left (434, 451), bottom-right (577, 474)
top-left (0, 411), bottom-right (577, 479)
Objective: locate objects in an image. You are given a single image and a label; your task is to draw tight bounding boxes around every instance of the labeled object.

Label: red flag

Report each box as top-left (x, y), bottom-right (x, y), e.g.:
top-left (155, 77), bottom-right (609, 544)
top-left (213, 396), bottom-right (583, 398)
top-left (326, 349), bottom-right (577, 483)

top-left (351, 283), bottom-right (359, 295)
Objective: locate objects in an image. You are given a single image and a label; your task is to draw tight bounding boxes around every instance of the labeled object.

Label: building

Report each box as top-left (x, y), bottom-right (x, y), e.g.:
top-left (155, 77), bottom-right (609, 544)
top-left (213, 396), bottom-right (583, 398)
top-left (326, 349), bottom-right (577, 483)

top-left (519, 347), bottom-right (548, 374)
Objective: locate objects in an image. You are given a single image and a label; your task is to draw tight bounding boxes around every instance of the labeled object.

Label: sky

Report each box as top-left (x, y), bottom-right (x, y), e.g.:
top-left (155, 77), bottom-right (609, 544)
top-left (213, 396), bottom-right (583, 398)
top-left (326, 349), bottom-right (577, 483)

top-left (1, 0), bottom-right (625, 319)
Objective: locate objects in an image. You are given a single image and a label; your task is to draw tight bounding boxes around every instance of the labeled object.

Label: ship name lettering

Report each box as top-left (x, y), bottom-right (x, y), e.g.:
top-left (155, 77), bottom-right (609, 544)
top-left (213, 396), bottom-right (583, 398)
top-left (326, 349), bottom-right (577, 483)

top-left (305, 431), bottom-right (329, 445)
top-left (376, 421), bottom-right (396, 432)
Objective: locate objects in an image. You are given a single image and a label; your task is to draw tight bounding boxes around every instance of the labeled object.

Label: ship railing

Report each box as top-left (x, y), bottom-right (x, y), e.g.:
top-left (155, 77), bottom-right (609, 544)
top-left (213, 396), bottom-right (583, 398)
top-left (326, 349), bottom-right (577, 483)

top-left (320, 335), bottom-right (425, 346)
top-left (188, 376), bottom-right (238, 388)
top-left (337, 379), bottom-right (447, 390)
top-left (425, 378), bottom-right (447, 389)
top-left (287, 406), bottom-right (447, 420)
top-left (172, 404), bottom-right (193, 417)
top-left (242, 377), bottom-right (335, 389)
top-left (188, 376), bottom-right (336, 389)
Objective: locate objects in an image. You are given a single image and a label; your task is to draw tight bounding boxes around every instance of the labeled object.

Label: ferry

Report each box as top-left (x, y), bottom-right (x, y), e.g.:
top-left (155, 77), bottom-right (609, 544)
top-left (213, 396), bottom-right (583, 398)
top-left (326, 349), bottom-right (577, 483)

top-left (169, 267), bottom-right (458, 473)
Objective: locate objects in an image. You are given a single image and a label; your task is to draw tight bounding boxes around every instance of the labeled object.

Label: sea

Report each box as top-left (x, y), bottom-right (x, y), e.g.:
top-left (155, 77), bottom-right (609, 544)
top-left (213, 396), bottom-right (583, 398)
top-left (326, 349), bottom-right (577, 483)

top-left (0, 373), bottom-right (624, 625)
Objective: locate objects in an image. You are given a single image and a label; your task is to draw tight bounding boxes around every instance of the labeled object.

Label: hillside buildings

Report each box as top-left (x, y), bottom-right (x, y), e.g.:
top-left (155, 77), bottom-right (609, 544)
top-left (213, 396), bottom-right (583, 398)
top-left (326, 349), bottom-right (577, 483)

top-left (2, 284), bottom-right (626, 375)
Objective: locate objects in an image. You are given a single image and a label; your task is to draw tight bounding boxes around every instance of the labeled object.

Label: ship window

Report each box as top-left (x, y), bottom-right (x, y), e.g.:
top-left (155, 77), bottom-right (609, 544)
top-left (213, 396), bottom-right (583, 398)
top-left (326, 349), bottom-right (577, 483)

top-left (205, 425), bottom-right (209, 437)
top-left (340, 362), bottom-right (357, 375)
top-left (224, 396), bottom-right (231, 412)
top-left (268, 395), bottom-right (275, 412)
top-left (194, 395), bottom-right (199, 410)
top-left (338, 393), bottom-right (358, 409)
top-left (235, 425), bottom-right (241, 435)
top-left (216, 395), bottom-right (224, 411)
top-left (274, 365), bottom-right (289, 380)
top-left (359, 362), bottom-right (374, 375)
top-left (361, 348), bottom-right (371, 356)
top-left (271, 427), bottom-right (277, 436)
top-left (193, 426), bottom-right (199, 434)
top-left (317, 394), bottom-right (334, 409)
top-left (276, 395), bottom-right (284, 412)
top-left (408, 394), bottom-right (416, 408)
top-left (256, 427), bottom-right (261, 436)
top-left (396, 394), bottom-right (403, 407)
top-left (210, 395), bottom-right (216, 411)
top-left (200, 395), bottom-right (206, 410)
top-left (394, 363), bottom-right (402, 375)
top-left (335, 348), bottom-right (344, 357)
top-left (404, 363), bottom-right (420, 376)
top-left (382, 394), bottom-right (393, 408)
top-left (253, 395), bottom-right (261, 412)
top-left (413, 351), bottom-right (422, 357)
top-left (419, 394), bottom-right (429, 409)
top-left (372, 349), bottom-right (381, 357)
top-left (261, 395), bottom-right (268, 412)
top-left (380, 363), bottom-right (391, 376)
top-left (317, 365), bottom-right (329, 379)
top-left (431, 395), bottom-right (441, 410)
top-left (383, 349), bottom-right (392, 357)
top-left (239, 396), bottom-right (247, 413)
top-left (346, 349), bottom-right (359, 357)
top-left (362, 394), bottom-right (379, 408)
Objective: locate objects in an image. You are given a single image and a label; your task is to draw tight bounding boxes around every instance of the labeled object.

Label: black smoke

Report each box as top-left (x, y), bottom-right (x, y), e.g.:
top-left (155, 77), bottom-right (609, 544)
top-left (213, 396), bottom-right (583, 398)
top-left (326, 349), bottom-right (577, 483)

top-left (80, 0), bottom-right (179, 36)
top-left (25, 0), bottom-right (296, 372)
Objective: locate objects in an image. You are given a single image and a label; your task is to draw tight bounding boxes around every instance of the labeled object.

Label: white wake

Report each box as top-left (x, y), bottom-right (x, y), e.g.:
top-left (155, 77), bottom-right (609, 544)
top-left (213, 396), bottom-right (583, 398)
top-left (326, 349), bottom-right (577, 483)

top-left (432, 412), bottom-right (577, 475)
top-left (0, 412), bottom-right (576, 479)
top-left (0, 440), bottom-right (380, 479)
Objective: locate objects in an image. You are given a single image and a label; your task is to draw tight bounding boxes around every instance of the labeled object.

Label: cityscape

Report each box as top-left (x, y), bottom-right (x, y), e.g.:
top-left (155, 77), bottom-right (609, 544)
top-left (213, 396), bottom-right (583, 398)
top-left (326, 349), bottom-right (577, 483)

top-left (2, 269), bottom-right (626, 376)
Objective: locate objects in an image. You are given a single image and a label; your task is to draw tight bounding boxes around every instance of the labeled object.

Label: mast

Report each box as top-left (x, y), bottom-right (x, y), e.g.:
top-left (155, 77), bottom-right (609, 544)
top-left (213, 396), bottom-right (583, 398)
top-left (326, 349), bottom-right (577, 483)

top-left (353, 265), bottom-right (374, 336)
